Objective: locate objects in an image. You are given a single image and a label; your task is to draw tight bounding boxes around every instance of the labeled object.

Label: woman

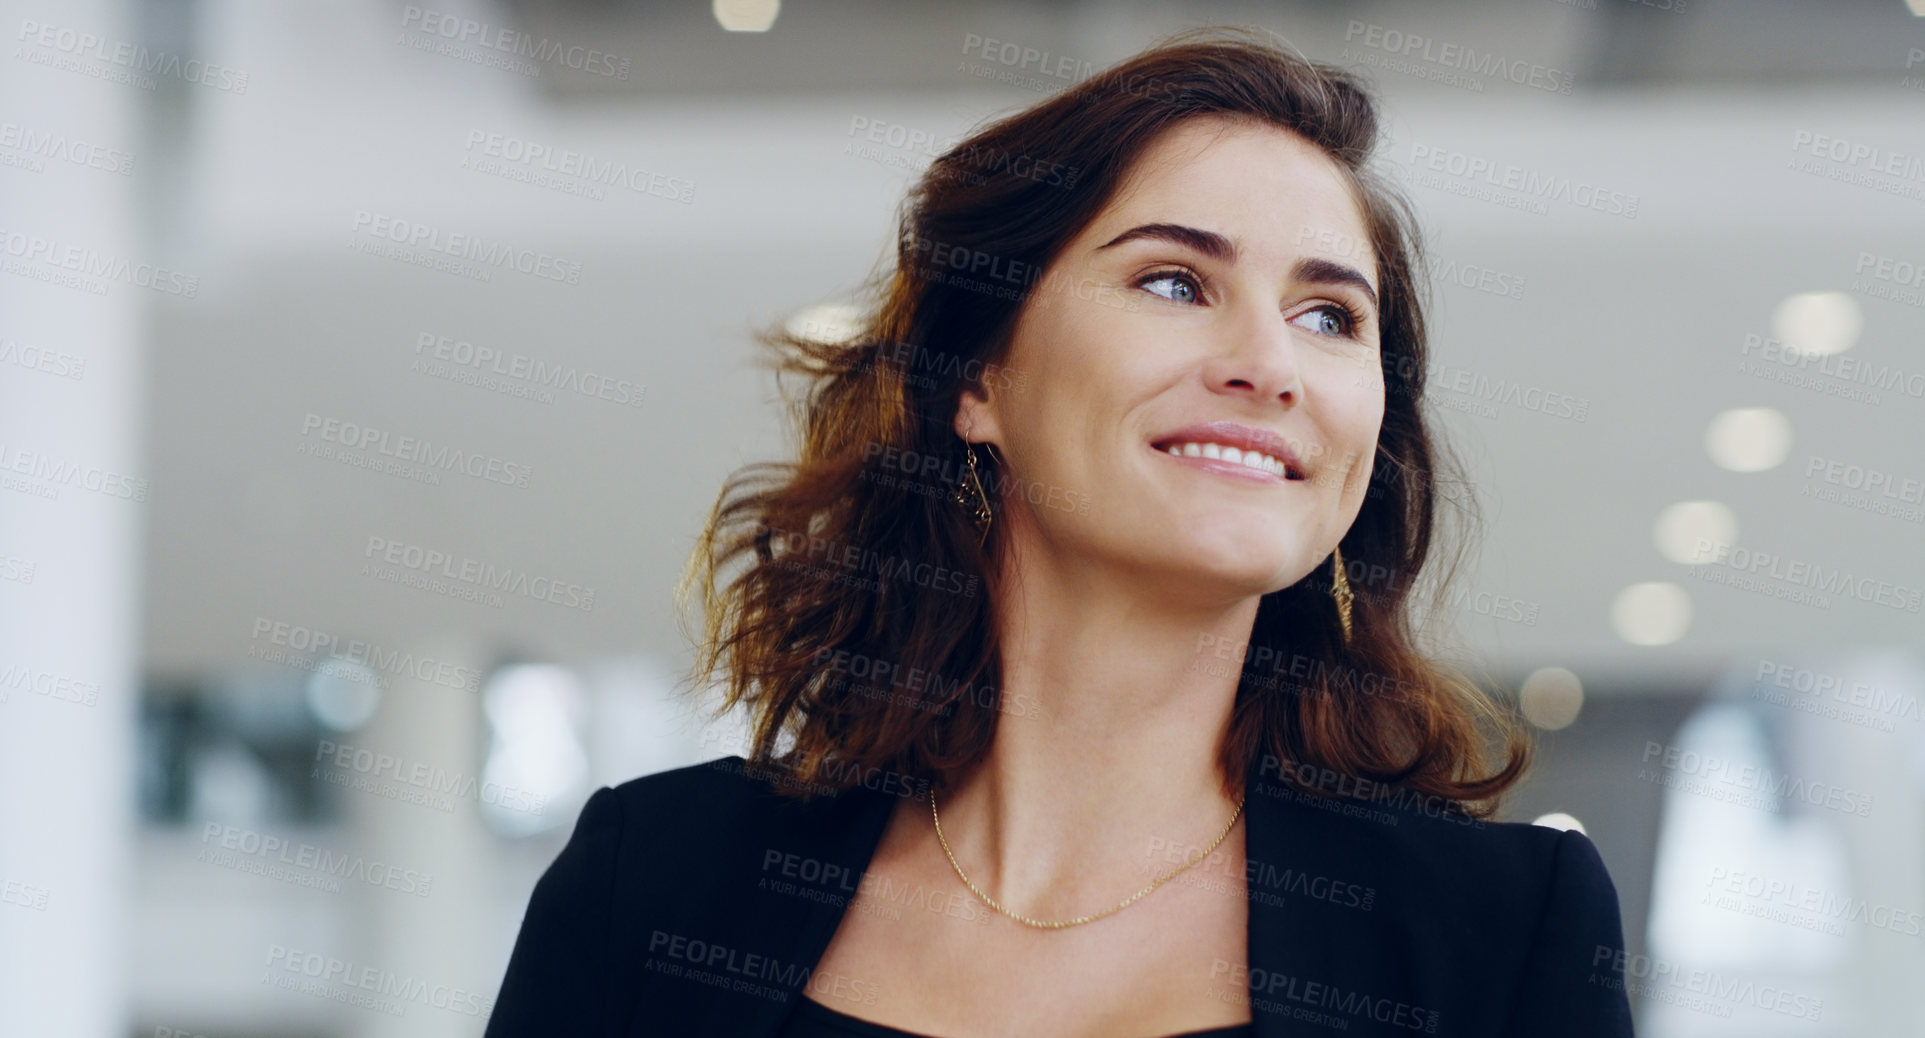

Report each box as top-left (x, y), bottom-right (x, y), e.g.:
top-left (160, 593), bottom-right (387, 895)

top-left (485, 27), bottom-right (1636, 1038)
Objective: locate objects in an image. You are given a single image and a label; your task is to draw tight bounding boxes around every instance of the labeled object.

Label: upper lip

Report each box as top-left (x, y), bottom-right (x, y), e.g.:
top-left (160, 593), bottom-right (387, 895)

top-left (1151, 421), bottom-right (1307, 480)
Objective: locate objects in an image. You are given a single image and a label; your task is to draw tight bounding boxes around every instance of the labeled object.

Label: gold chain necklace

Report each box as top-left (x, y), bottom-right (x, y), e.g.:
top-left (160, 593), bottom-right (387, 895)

top-left (929, 787), bottom-right (1245, 930)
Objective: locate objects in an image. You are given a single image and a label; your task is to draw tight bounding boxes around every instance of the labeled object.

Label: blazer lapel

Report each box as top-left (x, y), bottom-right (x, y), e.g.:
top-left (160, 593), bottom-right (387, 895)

top-left (683, 776), bottom-right (900, 1038)
top-left (1243, 753), bottom-right (1347, 1038)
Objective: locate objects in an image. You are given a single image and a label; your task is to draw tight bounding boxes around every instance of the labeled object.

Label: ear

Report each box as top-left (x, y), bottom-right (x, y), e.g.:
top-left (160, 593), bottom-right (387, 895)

top-left (952, 383), bottom-right (1002, 445)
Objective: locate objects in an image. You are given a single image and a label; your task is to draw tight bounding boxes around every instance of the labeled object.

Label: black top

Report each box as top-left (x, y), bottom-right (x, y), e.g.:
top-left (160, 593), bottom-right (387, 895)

top-left (483, 754), bottom-right (1637, 1037)
top-left (779, 993), bottom-right (1256, 1038)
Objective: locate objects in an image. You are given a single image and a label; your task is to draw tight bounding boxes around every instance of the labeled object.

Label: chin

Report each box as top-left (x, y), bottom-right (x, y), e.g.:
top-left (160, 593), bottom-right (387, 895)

top-left (1150, 545), bottom-right (1303, 597)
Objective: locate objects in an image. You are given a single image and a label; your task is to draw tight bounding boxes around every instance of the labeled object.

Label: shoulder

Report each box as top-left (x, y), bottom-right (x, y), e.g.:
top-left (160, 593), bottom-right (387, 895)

top-left (1245, 780), bottom-right (1634, 1035)
top-left (484, 756), bottom-right (897, 1036)
top-left (602, 754), bottom-right (783, 825)
top-left (601, 754), bottom-right (882, 843)
top-left (1250, 769), bottom-right (1616, 922)
top-left (1354, 793), bottom-right (1624, 937)
top-left (1371, 813), bottom-right (1633, 1036)
top-left (1384, 804), bottom-right (1615, 909)
top-left (593, 754), bottom-right (903, 903)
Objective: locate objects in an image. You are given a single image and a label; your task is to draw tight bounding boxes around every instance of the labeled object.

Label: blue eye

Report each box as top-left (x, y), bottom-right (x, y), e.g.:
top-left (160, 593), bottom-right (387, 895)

top-left (1289, 304), bottom-right (1360, 338)
top-left (1139, 270), bottom-right (1202, 304)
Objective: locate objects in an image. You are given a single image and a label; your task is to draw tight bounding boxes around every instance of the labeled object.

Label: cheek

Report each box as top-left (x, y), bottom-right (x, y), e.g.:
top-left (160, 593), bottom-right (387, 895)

top-left (1326, 395), bottom-right (1384, 504)
top-left (1325, 365), bottom-right (1384, 445)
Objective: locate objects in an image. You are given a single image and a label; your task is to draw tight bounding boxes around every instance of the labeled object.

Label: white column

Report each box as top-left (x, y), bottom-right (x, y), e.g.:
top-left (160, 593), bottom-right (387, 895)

top-left (0, 0), bottom-right (143, 1034)
top-left (342, 636), bottom-right (496, 1038)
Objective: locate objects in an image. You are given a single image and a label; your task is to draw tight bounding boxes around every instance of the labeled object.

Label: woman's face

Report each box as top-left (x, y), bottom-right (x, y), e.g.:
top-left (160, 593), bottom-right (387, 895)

top-left (955, 115), bottom-right (1386, 602)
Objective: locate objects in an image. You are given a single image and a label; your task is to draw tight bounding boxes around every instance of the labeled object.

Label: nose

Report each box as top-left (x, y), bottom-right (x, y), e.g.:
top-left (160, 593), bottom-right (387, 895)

top-left (1201, 303), bottom-right (1302, 406)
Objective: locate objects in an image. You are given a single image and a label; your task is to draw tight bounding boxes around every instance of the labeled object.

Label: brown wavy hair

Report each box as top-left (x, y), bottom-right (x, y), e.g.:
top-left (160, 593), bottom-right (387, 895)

top-left (679, 26), bottom-right (1531, 816)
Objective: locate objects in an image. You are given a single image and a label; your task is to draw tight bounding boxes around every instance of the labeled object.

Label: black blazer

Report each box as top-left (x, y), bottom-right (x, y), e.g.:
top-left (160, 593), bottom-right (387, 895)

top-left (484, 753), bottom-right (1636, 1037)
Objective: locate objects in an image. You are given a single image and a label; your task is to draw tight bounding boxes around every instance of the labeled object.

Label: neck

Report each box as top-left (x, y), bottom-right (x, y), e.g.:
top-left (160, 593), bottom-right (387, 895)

top-left (938, 519), bottom-right (1257, 919)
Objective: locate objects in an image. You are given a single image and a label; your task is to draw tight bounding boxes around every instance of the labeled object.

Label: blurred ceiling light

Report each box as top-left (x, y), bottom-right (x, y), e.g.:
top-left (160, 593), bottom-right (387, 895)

top-left (1612, 582), bottom-right (1692, 646)
top-left (1771, 290), bottom-right (1862, 356)
top-left (1520, 666), bottom-right (1585, 730)
top-left (1654, 500), bottom-right (1738, 564)
top-left (1908, 0), bottom-right (1924, 16)
top-left (1531, 812), bottom-right (1588, 835)
top-left (785, 301), bottom-right (865, 345)
top-left (305, 659), bottom-right (382, 731)
top-left (714, 0), bottom-right (780, 32)
top-left (1704, 407), bottom-right (1792, 472)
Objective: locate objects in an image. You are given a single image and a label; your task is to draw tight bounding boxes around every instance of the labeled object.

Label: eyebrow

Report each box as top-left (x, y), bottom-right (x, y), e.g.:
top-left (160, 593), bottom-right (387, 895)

top-left (1095, 222), bottom-right (1379, 311)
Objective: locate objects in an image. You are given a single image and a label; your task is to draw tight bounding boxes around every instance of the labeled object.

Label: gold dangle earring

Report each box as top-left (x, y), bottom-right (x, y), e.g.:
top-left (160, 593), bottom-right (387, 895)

top-left (955, 441), bottom-right (994, 546)
top-left (1330, 545), bottom-right (1355, 644)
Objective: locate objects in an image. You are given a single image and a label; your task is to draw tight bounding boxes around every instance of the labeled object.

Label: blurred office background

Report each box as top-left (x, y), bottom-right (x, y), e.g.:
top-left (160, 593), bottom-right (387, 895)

top-left (2, 0), bottom-right (1922, 1034)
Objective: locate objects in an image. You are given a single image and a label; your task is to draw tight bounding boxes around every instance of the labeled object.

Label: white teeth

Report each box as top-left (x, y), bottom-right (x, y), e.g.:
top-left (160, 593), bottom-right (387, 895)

top-left (1161, 442), bottom-right (1287, 478)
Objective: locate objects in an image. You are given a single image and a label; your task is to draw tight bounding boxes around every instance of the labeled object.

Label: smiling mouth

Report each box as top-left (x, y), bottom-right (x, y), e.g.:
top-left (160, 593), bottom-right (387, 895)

top-left (1150, 439), bottom-right (1305, 481)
